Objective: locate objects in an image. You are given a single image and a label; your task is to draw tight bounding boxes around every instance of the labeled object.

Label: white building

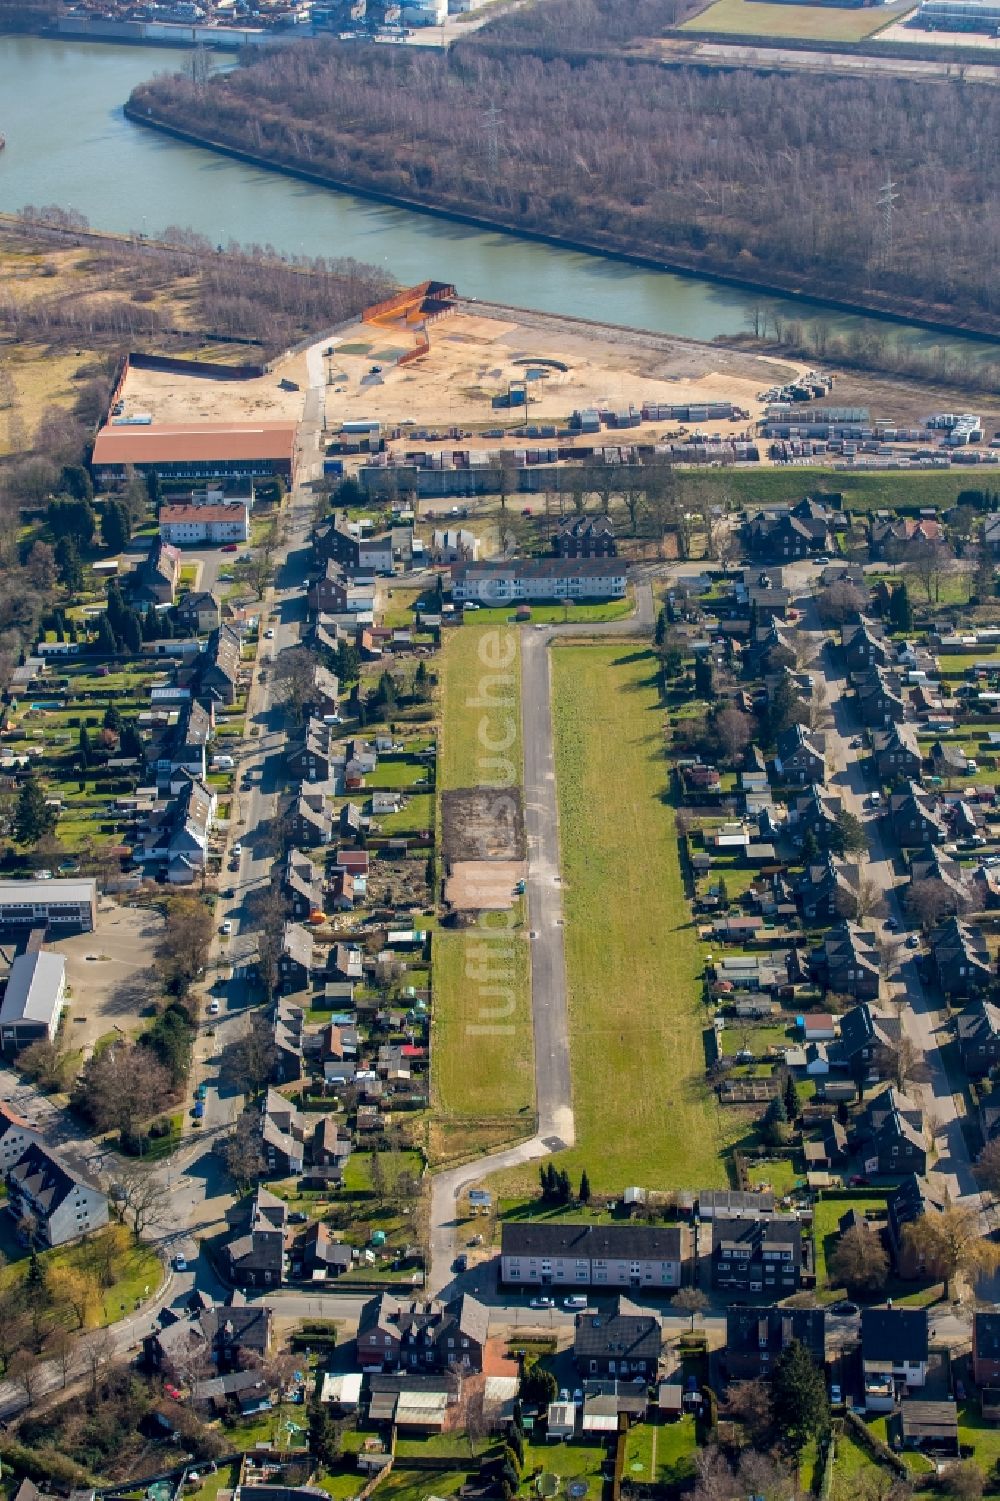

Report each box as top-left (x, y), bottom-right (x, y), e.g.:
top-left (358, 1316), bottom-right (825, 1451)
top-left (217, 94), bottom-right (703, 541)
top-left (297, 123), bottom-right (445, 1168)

top-left (0, 951), bottom-right (67, 1055)
top-left (452, 559), bottom-right (627, 604)
top-left (159, 502), bottom-right (250, 545)
top-left (0, 878), bottom-right (97, 931)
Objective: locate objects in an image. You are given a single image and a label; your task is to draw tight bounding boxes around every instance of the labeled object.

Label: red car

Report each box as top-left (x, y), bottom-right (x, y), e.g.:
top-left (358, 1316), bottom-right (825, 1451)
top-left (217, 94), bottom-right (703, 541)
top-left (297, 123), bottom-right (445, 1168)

top-left (221, 542), bottom-right (239, 553)
top-left (164, 1383), bottom-right (183, 1401)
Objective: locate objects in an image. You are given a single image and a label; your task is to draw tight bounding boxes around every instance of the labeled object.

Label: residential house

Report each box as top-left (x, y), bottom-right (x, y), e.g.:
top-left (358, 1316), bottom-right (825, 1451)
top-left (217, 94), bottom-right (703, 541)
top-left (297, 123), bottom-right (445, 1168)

top-left (329, 872), bottom-right (356, 911)
top-left (6, 1141), bottom-right (108, 1247)
top-left (957, 996), bottom-right (1000, 1078)
top-left (283, 847), bottom-right (324, 921)
top-left (813, 921), bottom-right (881, 1002)
top-left (291, 787), bottom-right (333, 848)
top-left (982, 1086), bottom-right (1000, 1144)
top-left (287, 719), bottom-right (336, 785)
top-left (310, 559), bottom-right (376, 616)
top-left (843, 619), bottom-right (891, 672)
top-left (279, 923), bottom-right (314, 993)
top-left (0, 951), bottom-right (67, 1056)
top-left (133, 536), bottom-right (181, 605)
top-left (869, 516), bottom-right (942, 560)
top-left (745, 620), bottom-right (796, 678)
top-left (196, 625), bottom-right (241, 706)
top-left (853, 1087), bottom-right (926, 1176)
top-left (724, 1306), bottom-right (826, 1381)
top-left (553, 515), bottom-right (617, 560)
top-left (573, 1296), bottom-right (661, 1379)
top-left (774, 723), bottom-right (826, 786)
top-left (744, 499), bottom-right (832, 561)
top-left (832, 1002), bottom-right (901, 1081)
top-left (710, 1213), bottom-right (804, 1294)
top-left (309, 663), bottom-right (340, 719)
top-left (797, 853), bottom-right (859, 922)
top-left (0, 1102), bottom-right (41, 1172)
top-left (301, 1221), bottom-right (354, 1281)
top-left (452, 559), bottom-right (628, 604)
top-left (791, 785), bottom-right (843, 850)
top-left (261, 1088), bottom-right (305, 1175)
top-left (340, 800), bottom-right (364, 843)
top-left (861, 1307), bottom-right (929, 1409)
top-left (973, 1310), bottom-right (1000, 1389)
top-left (315, 522), bottom-right (394, 576)
top-left (887, 1174), bottom-right (946, 1277)
top-left (931, 741), bottom-right (971, 779)
top-left (909, 847), bottom-right (969, 912)
top-left (223, 1187), bottom-right (288, 1288)
top-left (872, 724), bottom-right (923, 784)
top-left (500, 1222), bottom-right (685, 1290)
top-left (272, 1000), bottom-right (304, 1083)
top-left (334, 943), bottom-right (364, 981)
top-left (931, 916), bottom-right (992, 999)
top-left (855, 667), bottom-right (906, 728)
top-left (159, 502), bottom-right (250, 546)
top-left (137, 773), bottom-right (216, 882)
top-left (430, 527), bottom-right (480, 564)
top-left (890, 783), bottom-right (948, 848)
top-left (145, 1294), bottom-right (272, 1374)
top-left (357, 1292), bottom-right (489, 1372)
top-left (310, 1116), bottom-right (352, 1182)
top-left (174, 590), bottom-right (221, 635)
top-left (164, 699), bottom-right (214, 782)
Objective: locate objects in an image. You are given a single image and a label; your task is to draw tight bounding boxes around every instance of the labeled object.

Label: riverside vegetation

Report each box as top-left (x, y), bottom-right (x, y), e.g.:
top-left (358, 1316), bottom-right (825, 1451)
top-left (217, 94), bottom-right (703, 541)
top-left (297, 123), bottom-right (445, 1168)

top-left (129, 13), bottom-right (1000, 337)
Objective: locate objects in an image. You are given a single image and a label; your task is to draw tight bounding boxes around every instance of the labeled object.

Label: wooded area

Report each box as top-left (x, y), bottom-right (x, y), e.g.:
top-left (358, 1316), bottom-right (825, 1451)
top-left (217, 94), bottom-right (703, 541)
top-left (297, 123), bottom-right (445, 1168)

top-left (129, 42), bottom-right (1000, 333)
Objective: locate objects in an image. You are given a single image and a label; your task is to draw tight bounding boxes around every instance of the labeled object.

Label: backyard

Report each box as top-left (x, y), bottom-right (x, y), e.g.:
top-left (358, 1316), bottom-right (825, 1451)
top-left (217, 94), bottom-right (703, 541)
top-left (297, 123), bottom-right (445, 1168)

top-left (543, 643), bottom-right (734, 1191)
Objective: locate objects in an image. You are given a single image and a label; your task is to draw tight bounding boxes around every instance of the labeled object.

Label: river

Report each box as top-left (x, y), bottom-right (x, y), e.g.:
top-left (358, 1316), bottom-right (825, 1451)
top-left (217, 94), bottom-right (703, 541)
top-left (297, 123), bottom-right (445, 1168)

top-left (0, 32), bottom-right (997, 364)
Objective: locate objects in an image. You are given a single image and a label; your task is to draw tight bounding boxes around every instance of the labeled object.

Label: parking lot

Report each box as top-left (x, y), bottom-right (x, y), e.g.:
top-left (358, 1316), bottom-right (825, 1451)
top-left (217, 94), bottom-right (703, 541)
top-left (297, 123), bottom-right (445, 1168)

top-left (50, 902), bottom-right (165, 1058)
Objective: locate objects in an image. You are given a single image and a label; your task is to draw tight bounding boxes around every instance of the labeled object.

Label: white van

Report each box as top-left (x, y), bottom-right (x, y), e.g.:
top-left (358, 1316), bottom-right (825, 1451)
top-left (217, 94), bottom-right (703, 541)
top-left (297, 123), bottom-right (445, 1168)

top-left (212, 755), bottom-right (235, 770)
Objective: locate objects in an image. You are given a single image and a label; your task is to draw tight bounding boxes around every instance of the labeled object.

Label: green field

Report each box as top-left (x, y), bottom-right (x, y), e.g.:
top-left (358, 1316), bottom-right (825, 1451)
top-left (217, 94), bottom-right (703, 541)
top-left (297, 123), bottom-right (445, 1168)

top-left (438, 623), bottom-right (522, 791)
top-left (682, 0), bottom-right (912, 40)
top-left (549, 644), bottom-right (733, 1190)
top-left (624, 1419), bottom-right (698, 1487)
top-left (432, 622), bottom-right (534, 1158)
top-left (676, 468), bottom-right (980, 513)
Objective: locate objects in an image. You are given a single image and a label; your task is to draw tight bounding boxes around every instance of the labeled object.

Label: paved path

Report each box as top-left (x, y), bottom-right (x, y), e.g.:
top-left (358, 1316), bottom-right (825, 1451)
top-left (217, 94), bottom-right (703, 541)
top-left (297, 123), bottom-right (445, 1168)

top-left (428, 583), bottom-right (655, 1292)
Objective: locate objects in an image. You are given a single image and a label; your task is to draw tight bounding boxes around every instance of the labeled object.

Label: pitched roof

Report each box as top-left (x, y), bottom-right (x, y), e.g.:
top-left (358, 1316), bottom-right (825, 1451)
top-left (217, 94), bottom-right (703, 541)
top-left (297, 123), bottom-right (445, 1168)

top-left (574, 1296), bottom-right (661, 1362)
top-left (836, 1002), bottom-right (901, 1061)
top-left (862, 1306), bottom-right (928, 1364)
top-left (0, 950), bottom-right (65, 1027)
top-left (501, 1221), bottom-right (682, 1262)
top-left (7, 1140), bottom-right (104, 1213)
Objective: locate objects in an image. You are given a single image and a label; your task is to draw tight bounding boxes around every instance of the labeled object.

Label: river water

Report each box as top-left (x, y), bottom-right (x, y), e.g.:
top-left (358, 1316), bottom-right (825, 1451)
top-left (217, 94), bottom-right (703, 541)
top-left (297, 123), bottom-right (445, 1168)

top-left (0, 33), bottom-right (997, 363)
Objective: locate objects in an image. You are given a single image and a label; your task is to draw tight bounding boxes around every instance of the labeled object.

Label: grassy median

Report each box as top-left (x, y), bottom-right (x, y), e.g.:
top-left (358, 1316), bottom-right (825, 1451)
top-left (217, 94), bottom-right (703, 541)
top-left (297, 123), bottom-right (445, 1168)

top-left (549, 642), bottom-right (733, 1190)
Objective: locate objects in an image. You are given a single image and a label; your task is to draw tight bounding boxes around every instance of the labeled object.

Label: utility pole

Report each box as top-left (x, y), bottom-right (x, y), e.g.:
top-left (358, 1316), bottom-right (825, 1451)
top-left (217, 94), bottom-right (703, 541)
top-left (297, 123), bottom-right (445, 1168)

top-left (877, 173), bottom-right (898, 270)
top-left (483, 104), bottom-right (501, 187)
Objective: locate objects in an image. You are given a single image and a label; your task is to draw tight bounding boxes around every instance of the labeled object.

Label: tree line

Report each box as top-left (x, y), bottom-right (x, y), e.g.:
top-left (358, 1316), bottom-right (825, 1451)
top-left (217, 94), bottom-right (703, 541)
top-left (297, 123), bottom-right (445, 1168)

top-left (130, 42), bottom-right (1000, 332)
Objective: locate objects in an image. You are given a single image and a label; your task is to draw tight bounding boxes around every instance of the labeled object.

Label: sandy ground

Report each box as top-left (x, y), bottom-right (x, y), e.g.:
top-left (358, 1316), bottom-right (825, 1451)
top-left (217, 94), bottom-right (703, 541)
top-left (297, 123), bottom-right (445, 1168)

top-left (52, 904), bottom-right (165, 1057)
top-left (115, 305), bottom-right (803, 445)
top-left (444, 859), bottom-right (528, 910)
top-left (119, 349), bottom-right (310, 424)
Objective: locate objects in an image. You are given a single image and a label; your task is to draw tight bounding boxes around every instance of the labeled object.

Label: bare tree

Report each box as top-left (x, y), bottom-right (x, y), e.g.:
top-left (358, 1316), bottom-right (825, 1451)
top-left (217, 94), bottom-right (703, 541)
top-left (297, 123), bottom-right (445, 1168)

top-left (220, 1106), bottom-right (267, 1192)
top-left (82, 1327), bottom-right (116, 1398)
top-left (75, 1043), bottom-right (172, 1143)
top-left (907, 876), bottom-right (967, 928)
top-left (976, 1137), bottom-right (1000, 1197)
top-left (113, 1160), bottom-right (172, 1239)
top-left (274, 645), bottom-right (320, 726)
top-left (46, 1325), bottom-right (76, 1388)
top-left (670, 1286), bottom-right (708, 1330)
top-left (903, 1205), bottom-right (1000, 1298)
top-left (222, 1011), bottom-right (278, 1101)
top-left (829, 1223), bottom-right (889, 1293)
top-left (724, 1378), bottom-right (772, 1445)
top-left (909, 540), bottom-right (955, 605)
top-left (7, 1348), bottom-right (43, 1408)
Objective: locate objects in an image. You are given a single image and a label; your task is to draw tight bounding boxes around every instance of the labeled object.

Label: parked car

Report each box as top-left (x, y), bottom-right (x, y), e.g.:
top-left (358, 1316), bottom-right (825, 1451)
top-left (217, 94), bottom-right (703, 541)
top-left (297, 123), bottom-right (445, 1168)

top-left (563, 1295), bottom-right (588, 1310)
top-left (219, 920), bottom-right (233, 936)
top-left (232, 842), bottom-right (243, 856)
top-left (453, 1254), bottom-right (468, 1273)
top-left (831, 1301), bottom-right (859, 1317)
top-left (173, 1254), bottom-right (187, 1272)
top-left (264, 628), bottom-right (275, 639)
top-left (208, 999), bottom-right (221, 1015)
top-left (221, 542), bottom-right (239, 553)
top-left (530, 1296), bottom-right (555, 1309)
top-left (906, 935), bottom-right (920, 949)
top-left (830, 1384), bottom-right (842, 1405)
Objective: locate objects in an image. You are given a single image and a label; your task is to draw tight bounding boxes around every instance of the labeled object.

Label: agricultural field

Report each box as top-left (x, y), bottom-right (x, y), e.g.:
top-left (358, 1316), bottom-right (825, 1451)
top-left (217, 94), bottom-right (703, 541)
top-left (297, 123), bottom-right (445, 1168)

top-left (547, 643), bottom-right (734, 1190)
top-left (437, 623), bottom-right (522, 792)
top-left (681, 0), bottom-right (912, 40)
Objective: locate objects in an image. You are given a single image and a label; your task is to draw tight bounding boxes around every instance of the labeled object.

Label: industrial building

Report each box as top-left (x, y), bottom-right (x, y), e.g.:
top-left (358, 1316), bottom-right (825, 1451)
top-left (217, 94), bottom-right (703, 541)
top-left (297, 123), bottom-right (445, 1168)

top-left (452, 558), bottom-right (627, 604)
top-left (0, 879), bottom-right (97, 932)
top-left (0, 951), bottom-right (67, 1056)
top-left (915, 0), bottom-right (1000, 28)
top-left (91, 420), bottom-right (297, 485)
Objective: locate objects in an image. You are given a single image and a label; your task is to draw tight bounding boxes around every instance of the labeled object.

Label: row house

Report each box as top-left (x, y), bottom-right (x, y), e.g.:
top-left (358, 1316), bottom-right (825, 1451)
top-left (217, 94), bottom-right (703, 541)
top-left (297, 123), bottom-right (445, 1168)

top-left (813, 920), bottom-right (881, 1001)
top-left (196, 624), bottom-right (241, 706)
top-left (843, 618), bottom-right (892, 673)
top-left (832, 1001), bottom-right (901, 1082)
top-left (872, 723), bottom-right (923, 784)
top-left (574, 1296), bottom-right (661, 1379)
top-left (292, 787), bottom-right (333, 848)
top-left (357, 1292), bottom-right (489, 1372)
top-left (223, 1187), bottom-right (288, 1289)
top-left (283, 847), bottom-right (324, 921)
top-left (280, 922), bottom-right (316, 992)
top-left (886, 1173), bottom-right (946, 1278)
top-left (553, 514), bottom-right (617, 559)
top-left (287, 719), bottom-right (336, 784)
top-left (710, 1213), bottom-right (805, 1295)
top-left (861, 1307), bottom-right (929, 1409)
top-left (931, 915), bottom-right (992, 999)
top-left (854, 666), bottom-right (905, 727)
top-left (725, 1306), bottom-right (826, 1381)
top-left (890, 783), bottom-right (948, 848)
top-left (957, 996), bottom-right (1000, 1077)
top-left (853, 1087), bottom-right (926, 1176)
top-left (773, 723), bottom-right (825, 786)
top-left (500, 1222), bottom-right (685, 1290)
top-left (869, 516), bottom-right (942, 560)
top-left (797, 853), bottom-right (859, 922)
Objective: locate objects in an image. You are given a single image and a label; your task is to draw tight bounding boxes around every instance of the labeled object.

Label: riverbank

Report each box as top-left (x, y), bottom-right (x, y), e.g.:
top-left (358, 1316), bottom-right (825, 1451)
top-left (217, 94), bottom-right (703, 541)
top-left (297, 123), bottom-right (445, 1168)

top-left (124, 98), bottom-right (1000, 347)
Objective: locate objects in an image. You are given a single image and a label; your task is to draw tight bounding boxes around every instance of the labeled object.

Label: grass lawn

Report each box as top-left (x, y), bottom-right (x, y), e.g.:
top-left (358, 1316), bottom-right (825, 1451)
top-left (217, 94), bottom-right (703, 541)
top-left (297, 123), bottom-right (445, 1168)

top-left (0, 1225), bottom-right (162, 1327)
top-left (830, 1430), bottom-right (884, 1500)
top-left (522, 1439), bottom-right (609, 1487)
top-left (463, 598), bottom-right (634, 626)
top-left (367, 759), bottom-right (430, 790)
top-left (623, 1418), bottom-right (697, 1487)
top-left (432, 923), bottom-right (534, 1119)
top-left (676, 468), bottom-right (979, 515)
top-left (958, 1406), bottom-right (1000, 1472)
top-left (381, 586), bottom-right (426, 629)
top-left (812, 1194), bottom-right (888, 1291)
top-left (438, 622), bottom-right (522, 791)
top-left (746, 1156), bottom-right (801, 1195)
top-left (547, 643), bottom-right (734, 1191)
top-left (379, 792), bottom-right (434, 832)
top-left (682, 0), bottom-right (912, 38)
top-left (432, 619), bottom-right (533, 1152)
top-left (376, 1472), bottom-right (467, 1501)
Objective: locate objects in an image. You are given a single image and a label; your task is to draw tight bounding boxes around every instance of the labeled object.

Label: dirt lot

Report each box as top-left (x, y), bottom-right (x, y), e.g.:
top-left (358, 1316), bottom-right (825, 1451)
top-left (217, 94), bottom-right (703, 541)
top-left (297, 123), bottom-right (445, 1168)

top-left (444, 859), bottom-right (527, 910)
top-left (328, 304), bottom-right (801, 446)
top-left (441, 786), bottom-right (526, 863)
top-left (51, 902), bottom-right (164, 1057)
top-left (119, 351), bottom-right (311, 424)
